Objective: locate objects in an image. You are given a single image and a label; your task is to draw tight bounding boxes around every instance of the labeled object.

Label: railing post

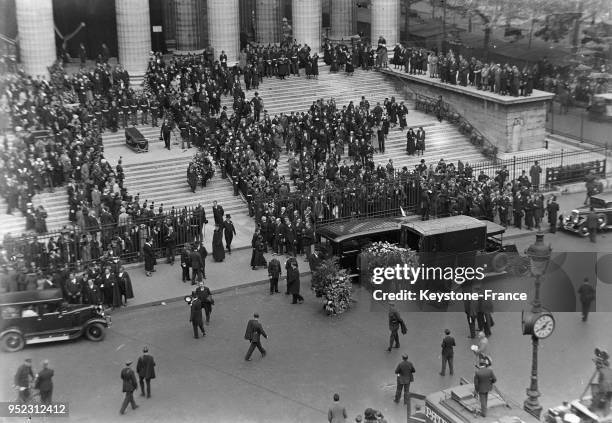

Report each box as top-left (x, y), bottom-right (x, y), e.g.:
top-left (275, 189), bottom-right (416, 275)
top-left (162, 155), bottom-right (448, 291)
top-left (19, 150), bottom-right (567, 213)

top-left (580, 110), bottom-right (584, 143)
top-left (512, 156), bottom-right (516, 181)
top-left (561, 149), bottom-right (564, 167)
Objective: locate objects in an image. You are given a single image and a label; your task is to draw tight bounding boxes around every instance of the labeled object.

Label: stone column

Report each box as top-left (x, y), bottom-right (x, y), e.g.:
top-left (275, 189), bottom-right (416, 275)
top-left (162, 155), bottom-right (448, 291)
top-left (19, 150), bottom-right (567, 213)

top-left (175, 0), bottom-right (201, 50)
top-left (371, 0), bottom-right (399, 47)
top-left (116, 0), bottom-right (151, 79)
top-left (256, 0), bottom-right (281, 44)
top-left (15, 0), bottom-right (56, 78)
top-left (292, 0), bottom-right (322, 52)
top-left (208, 0), bottom-right (240, 62)
top-left (330, 0), bottom-right (353, 38)
top-left (161, 0), bottom-right (176, 50)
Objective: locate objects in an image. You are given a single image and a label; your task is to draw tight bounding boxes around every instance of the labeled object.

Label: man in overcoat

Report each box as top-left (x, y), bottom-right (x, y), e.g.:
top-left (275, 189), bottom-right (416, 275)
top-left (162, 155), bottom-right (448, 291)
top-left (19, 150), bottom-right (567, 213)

top-left (244, 313), bottom-right (268, 361)
top-left (120, 361), bottom-right (139, 415)
top-left (136, 346), bottom-right (156, 398)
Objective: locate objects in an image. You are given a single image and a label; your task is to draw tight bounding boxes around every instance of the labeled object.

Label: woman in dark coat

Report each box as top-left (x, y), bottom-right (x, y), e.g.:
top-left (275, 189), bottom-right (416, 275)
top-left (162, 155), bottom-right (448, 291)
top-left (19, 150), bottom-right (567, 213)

top-left (143, 238), bottom-right (155, 277)
top-left (286, 257), bottom-right (303, 304)
top-left (117, 266), bottom-right (135, 306)
top-left (212, 225), bottom-right (225, 262)
top-left (406, 128), bottom-right (416, 155)
top-left (250, 229), bottom-right (267, 269)
top-left (311, 55), bottom-right (319, 79)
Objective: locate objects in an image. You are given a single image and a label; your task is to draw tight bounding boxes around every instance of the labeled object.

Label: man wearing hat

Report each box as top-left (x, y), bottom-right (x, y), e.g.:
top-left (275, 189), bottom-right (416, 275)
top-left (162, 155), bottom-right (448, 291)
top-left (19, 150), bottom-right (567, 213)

top-left (474, 357), bottom-right (497, 417)
top-left (120, 360), bottom-right (139, 414)
top-left (14, 358), bottom-right (34, 403)
top-left (394, 354), bottom-right (415, 406)
top-left (35, 359), bottom-right (54, 404)
top-left (223, 214), bottom-right (236, 254)
top-left (244, 313), bottom-right (268, 361)
top-left (387, 303), bottom-right (406, 352)
top-left (136, 347), bottom-right (156, 398)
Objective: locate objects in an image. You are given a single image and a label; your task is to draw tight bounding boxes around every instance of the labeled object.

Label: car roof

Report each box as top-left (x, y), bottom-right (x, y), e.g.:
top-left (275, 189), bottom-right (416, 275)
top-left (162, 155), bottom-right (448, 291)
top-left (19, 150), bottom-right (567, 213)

top-left (0, 289), bottom-right (64, 307)
top-left (317, 216), bottom-right (416, 243)
top-left (591, 193), bottom-right (612, 203)
top-left (402, 215), bottom-right (487, 236)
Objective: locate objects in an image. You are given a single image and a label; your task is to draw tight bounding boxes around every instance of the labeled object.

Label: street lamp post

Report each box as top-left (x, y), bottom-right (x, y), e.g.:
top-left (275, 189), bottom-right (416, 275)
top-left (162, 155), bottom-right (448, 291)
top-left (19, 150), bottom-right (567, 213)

top-left (523, 232), bottom-right (552, 419)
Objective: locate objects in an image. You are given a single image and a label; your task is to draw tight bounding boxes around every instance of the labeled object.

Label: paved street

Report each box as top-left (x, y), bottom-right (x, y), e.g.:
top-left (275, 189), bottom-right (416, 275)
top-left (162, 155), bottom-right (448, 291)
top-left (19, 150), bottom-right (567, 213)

top-left (1, 191), bottom-right (610, 423)
top-left (1, 281), bottom-right (611, 423)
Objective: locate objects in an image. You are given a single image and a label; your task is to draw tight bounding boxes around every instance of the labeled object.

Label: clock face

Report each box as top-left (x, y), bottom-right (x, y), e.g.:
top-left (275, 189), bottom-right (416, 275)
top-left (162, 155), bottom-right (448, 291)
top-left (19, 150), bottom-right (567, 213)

top-left (533, 314), bottom-right (555, 339)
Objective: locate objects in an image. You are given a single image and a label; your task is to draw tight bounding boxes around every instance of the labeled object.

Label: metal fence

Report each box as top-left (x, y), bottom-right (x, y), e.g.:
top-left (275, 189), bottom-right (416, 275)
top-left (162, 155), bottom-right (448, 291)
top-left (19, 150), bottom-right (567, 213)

top-left (3, 207), bottom-right (208, 271)
top-left (252, 176), bottom-right (422, 226)
top-left (469, 145), bottom-right (608, 189)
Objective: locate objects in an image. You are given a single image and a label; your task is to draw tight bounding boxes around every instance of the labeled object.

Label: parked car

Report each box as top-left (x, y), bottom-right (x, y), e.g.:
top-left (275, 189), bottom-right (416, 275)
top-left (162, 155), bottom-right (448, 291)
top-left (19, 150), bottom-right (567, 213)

top-left (0, 289), bottom-right (111, 352)
top-left (562, 193), bottom-right (612, 236)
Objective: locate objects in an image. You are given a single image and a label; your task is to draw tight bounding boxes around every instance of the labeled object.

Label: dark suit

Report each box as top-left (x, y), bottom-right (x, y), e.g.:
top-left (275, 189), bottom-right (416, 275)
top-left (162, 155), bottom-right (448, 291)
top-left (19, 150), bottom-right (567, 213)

top-left (36, 368), bottom-right (54, 404)
top-left (195, 285), bottom-right (213, 323)
top-left (268, 258), bottom-right (281, 293)
top-left (244, 319), bottom-right (268, 360)
top-left (136, 354), bottom-right (156, 397)
top-left (161, 122), bottom-right (171, 150)
top-left (388, 309), bottom-right (405, 350)
top-left (441, 335), bottom-right (456, 375)
top-left (120, 367), bottom-right (138, 414)
top-left (223, 220), bottom-right (236, 252)
top-left (474, 367), bottom-right (497, 417)
top-left (395, 360), bottom-right (415, 404)
top-left (190, 298), bottom-right (206, 338)
top-left (189, 251), bottom-right (204, 283)
top-left (143, 243), bottom-right (155, 272)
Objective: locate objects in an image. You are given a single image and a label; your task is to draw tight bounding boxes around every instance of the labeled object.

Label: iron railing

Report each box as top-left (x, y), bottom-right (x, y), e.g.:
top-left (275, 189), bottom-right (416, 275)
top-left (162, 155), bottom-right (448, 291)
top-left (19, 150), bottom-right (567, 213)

top-left (3, 206), bottom-right (209, 271)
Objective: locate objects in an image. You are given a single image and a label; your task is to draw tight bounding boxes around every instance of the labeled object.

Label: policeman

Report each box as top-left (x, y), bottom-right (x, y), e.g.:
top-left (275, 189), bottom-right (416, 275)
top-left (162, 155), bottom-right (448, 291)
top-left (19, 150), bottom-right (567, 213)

top-left (150, 98), bottom-right (159, 127)
top-left (140, 95), bottom-right (149, 125)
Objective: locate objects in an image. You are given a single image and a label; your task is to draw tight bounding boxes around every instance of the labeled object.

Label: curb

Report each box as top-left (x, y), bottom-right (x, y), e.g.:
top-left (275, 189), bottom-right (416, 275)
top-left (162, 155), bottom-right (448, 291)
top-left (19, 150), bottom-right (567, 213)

top-left (114, 271), bottom-right (314, 313)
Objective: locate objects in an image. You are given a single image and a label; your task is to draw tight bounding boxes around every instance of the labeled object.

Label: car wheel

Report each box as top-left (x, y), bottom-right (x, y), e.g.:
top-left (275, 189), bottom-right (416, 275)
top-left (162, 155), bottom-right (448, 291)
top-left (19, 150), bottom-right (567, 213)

top-left (597, 214), bottom-right (607, 229)
top-left (85, 323), bottom-right (106, 342)
top-left (579, 225), bottom-right (590, 237)
top-left (1, 332), bottom-right (25, 352)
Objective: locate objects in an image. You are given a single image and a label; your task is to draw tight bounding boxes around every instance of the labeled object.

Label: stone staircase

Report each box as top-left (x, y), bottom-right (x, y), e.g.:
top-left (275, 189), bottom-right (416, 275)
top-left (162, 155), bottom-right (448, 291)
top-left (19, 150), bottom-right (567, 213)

top-left (0, 63), bottom-right (492, 239)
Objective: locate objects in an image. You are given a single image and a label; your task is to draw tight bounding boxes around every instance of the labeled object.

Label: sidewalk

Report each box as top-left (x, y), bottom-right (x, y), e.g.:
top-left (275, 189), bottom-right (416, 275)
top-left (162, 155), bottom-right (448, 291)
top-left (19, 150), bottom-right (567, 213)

top-left (119, 248), bottom-right (311, 311)
top-left (116, 219), bottom-right (546, 313)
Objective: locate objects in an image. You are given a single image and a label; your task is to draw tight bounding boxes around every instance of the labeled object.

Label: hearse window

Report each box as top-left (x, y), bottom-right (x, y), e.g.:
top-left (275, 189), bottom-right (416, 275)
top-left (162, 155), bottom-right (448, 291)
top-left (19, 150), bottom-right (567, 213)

top-left (40, 303), bottom-right (60, 314)
top-left (21, 306), bottom-right (39, 317)
top-left (1, 306), bottom-right (21, 319)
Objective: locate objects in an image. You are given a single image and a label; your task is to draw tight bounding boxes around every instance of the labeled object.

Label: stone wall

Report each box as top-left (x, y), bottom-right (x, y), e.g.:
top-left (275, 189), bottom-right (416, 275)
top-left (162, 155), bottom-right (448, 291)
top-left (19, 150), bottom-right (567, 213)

top-left (383, 71), bottom-right (554, 154)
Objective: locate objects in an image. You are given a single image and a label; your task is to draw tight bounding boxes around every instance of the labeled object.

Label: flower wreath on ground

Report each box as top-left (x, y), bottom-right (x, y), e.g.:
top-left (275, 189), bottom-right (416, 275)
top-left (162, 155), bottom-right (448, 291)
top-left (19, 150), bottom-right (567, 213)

top-left (311, 257), bottom-right (353, 316)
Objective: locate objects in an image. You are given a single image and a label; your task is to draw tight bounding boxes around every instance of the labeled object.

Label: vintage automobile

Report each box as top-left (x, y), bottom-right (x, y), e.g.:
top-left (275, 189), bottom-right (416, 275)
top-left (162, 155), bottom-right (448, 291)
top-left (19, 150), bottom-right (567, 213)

top-left (562, 193), bottom-right (612, 236)
top-left (0, 289), bottom-right (111, 352)
top-left (316, 215), bottom-right (526, 281)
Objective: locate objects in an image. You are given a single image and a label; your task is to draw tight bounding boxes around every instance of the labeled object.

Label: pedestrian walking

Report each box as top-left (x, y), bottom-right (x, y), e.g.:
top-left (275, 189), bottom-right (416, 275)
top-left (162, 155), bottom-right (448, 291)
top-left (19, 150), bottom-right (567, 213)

top-left (394, 354), bottom-right (415, 406)
top-left (546, 196), bottom-right (559, 234)
top-left (119, 361), bottom-right (139, 415)
top-left (189, 296), bottom-right (206, 338)
top-left (440, 329), bottom-right (456, 376)
top-left (14, 358), bottom-right (34, 403)
top-left (578, 278), bottom-right (596, 322)
top-left (268, 257), bottom-right (281, 294)
top-left (586, 207), bottom-right (599, 243)
top-left (387, 303), bottom-right (406, 352)
top-left (287, 257), bottom-right (304, 304)
top-left (328, 393), bottom-right (348, 423)
top-left (474, 358), bottom-right (497, 417)
top-left (244, 313), bottom-right (268, 361)
top-left (143, 238), bottom-right (155, 277)
top-left (223, 214), bottom-right (236, 254)
top-left (136, 347), bottom-right (156, 398)
top-left (195, 282), bottom-right (214, 324)
top-left (189, 242), bottom-right (205, 284)
top-left (35, 360), bottom-right (54, 404)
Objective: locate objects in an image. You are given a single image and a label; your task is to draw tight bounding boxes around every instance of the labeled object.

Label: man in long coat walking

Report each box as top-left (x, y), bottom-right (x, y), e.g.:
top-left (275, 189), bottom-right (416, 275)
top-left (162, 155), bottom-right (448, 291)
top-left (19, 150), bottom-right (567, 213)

top-left (190, 296), bottom-right (206, 338)
top-left (120, 361), bottom-right (139, 415)
top-left (136, 346), bottom-right (156, 398)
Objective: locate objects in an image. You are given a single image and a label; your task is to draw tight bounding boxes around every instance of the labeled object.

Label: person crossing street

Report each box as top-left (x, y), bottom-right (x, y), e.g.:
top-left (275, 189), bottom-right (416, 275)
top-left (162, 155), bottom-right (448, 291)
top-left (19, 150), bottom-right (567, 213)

top-left (244, 313), bottom-right (268, 361)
